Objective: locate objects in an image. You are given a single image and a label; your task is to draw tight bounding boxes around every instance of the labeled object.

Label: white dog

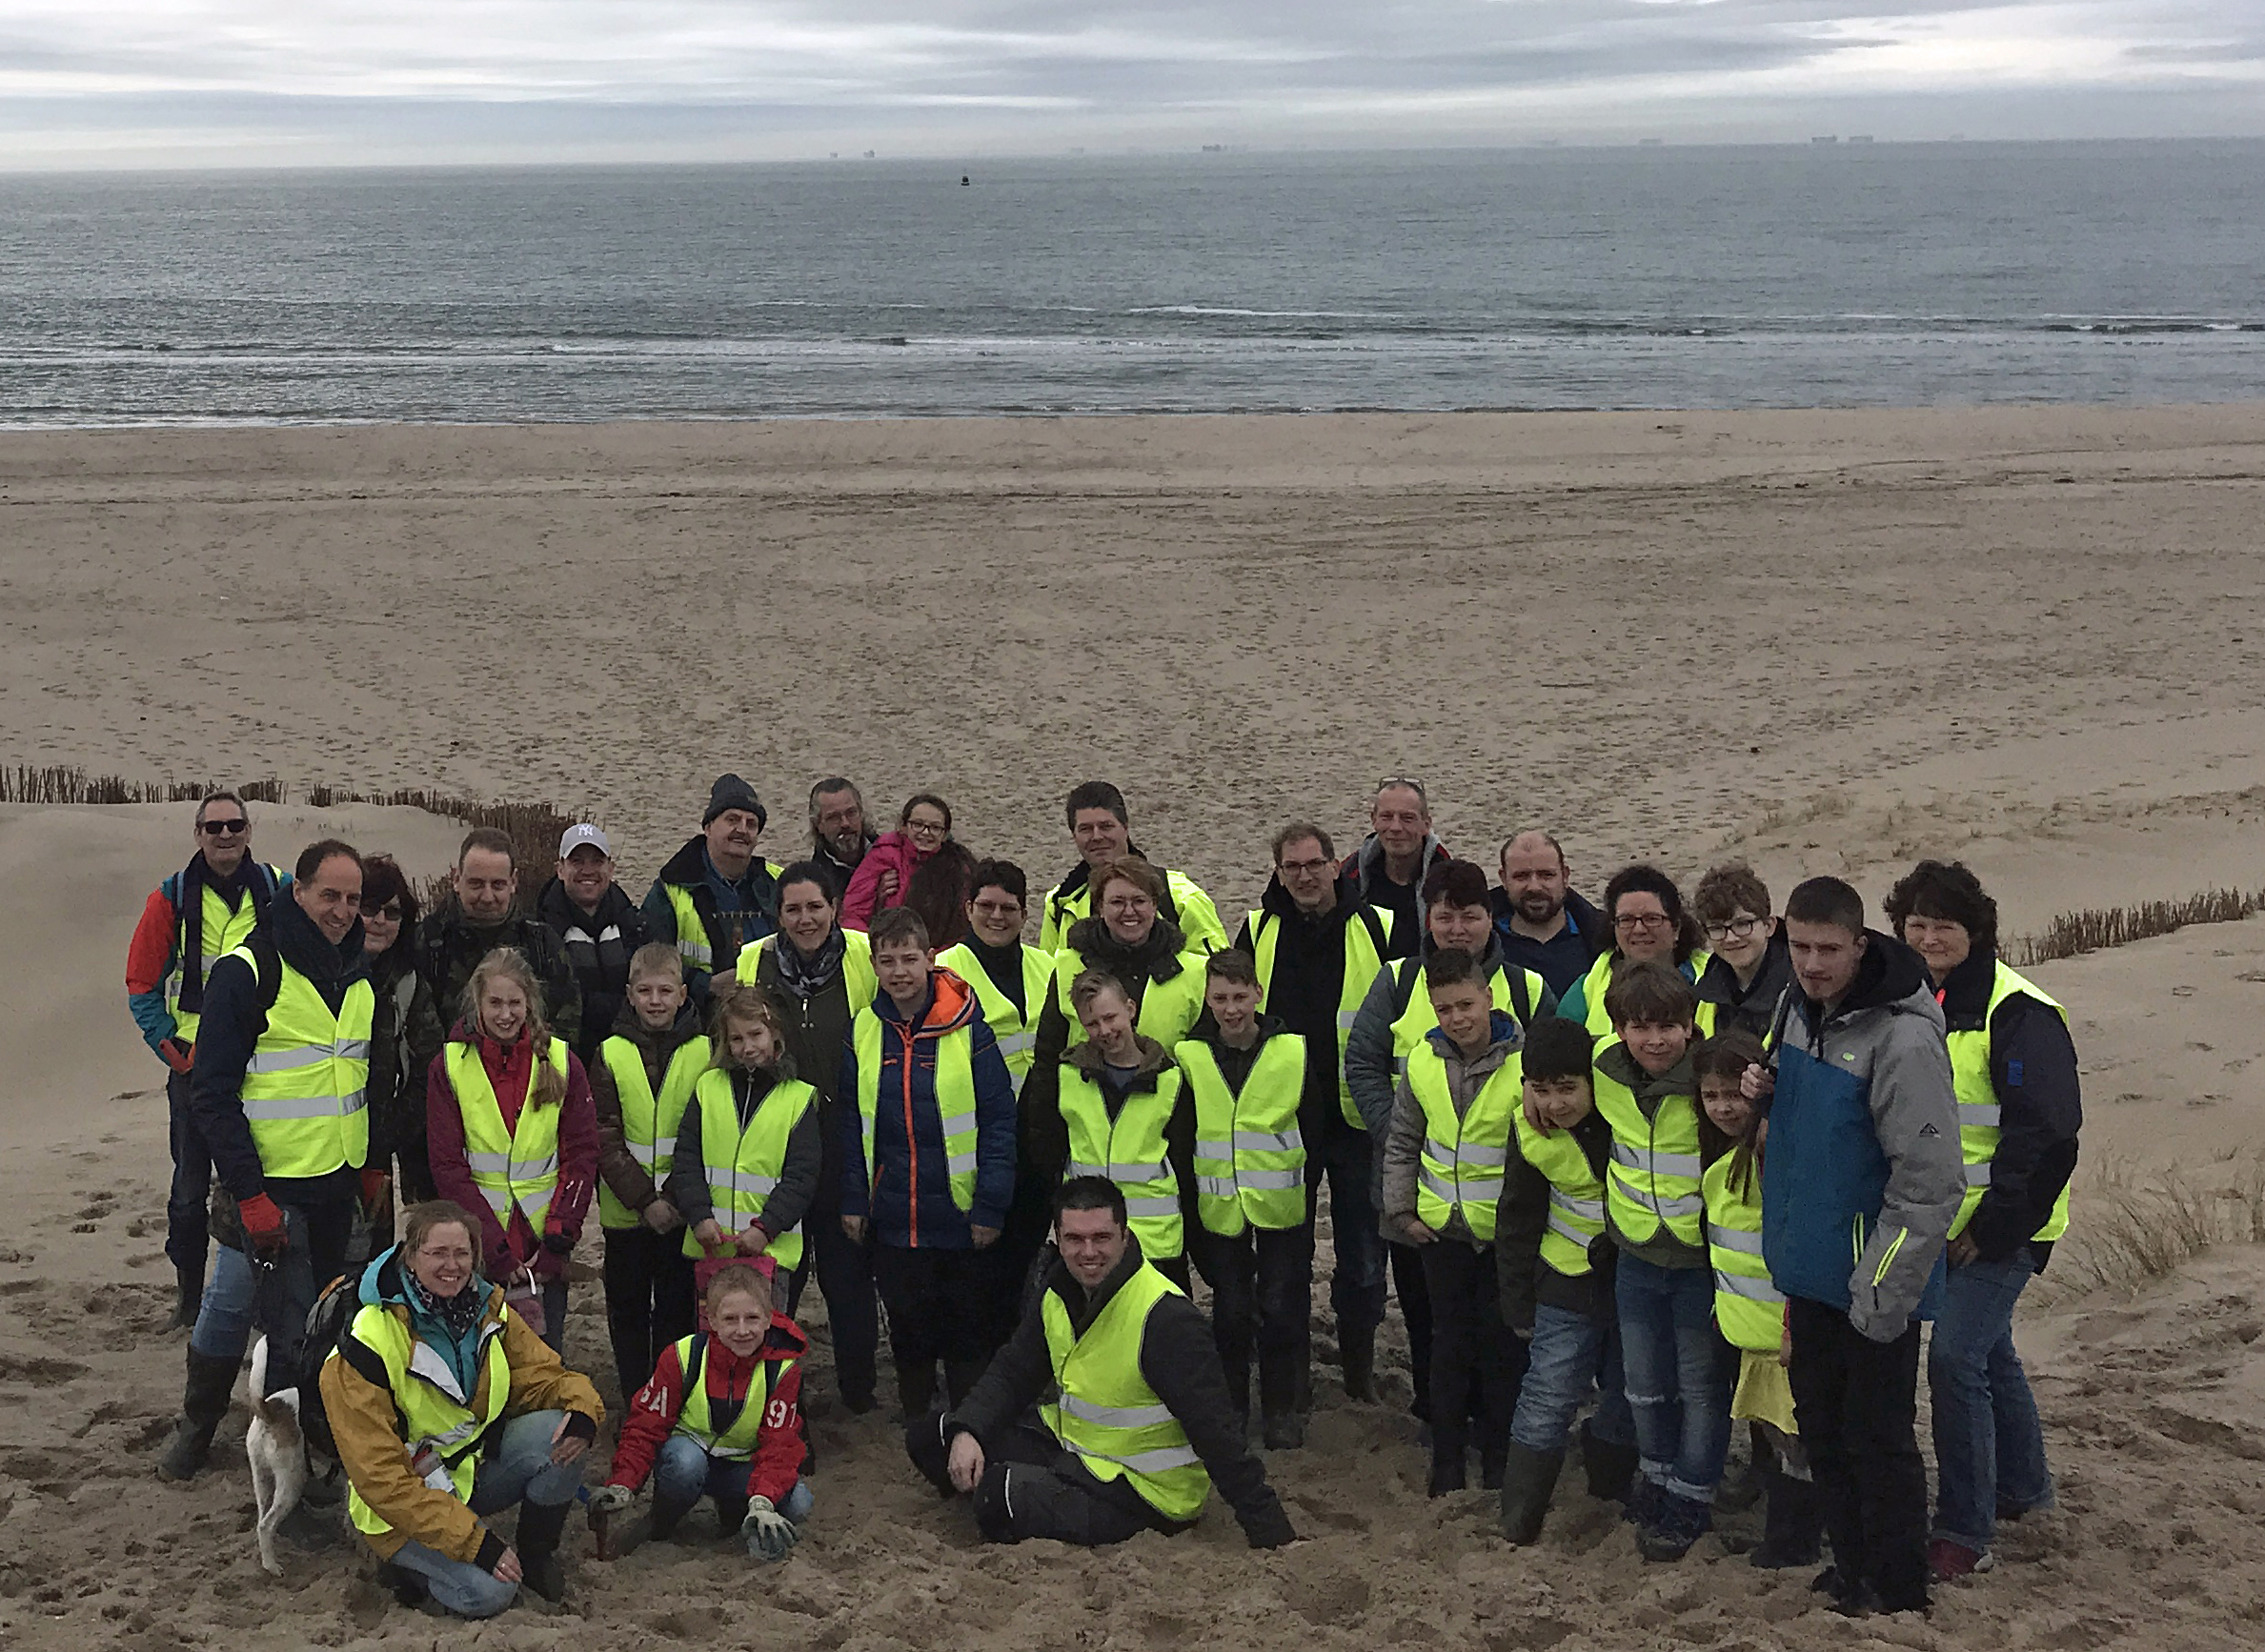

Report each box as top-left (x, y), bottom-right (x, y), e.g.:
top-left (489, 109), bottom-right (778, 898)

top-left (245, 1336), bottom-right (307, 1578)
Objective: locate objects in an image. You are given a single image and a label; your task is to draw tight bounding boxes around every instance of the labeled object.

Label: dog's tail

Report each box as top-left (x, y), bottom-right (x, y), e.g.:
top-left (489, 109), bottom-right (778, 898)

top-left (246, 1336), bottom-right (304, 1445)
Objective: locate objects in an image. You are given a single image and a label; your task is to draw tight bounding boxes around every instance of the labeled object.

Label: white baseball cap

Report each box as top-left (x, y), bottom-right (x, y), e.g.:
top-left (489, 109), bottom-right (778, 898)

top-left (558, 823), bottom-right (612, 859)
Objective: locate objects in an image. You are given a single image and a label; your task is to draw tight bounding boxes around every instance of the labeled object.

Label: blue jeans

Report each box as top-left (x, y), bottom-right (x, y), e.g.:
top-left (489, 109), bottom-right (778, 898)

top-left (1617, 1255), bottom-right (1733, 1503)
top-left (1930, 1249), bottom-right (2051, 1552)
top-left (654, 1434), bottom-right (814, 1528)
top-left (1510, 1303), bottom-right (1636, 1455)
top-left (1305, 1112), bottom-right (1386, 1336)
top-left (386, 1410), bottom-right (585, 1619)
top-left (189, 1242), bottom-right (259, 1361)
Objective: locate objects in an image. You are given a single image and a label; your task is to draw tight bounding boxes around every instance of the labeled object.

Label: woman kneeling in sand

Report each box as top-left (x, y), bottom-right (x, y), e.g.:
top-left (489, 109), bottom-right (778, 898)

top-left (319, 1199), bottom-right (603, 1618)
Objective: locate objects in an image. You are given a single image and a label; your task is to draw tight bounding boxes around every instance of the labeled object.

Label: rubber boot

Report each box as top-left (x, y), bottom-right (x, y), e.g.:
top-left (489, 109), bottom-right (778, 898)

top-left (168, 1264), bottom-right (205, 1333)
top-left (1498, 1442), bottom-right (1565, 1545)
top-left (897, 1359), bottom-right (939, 1420)
top-left (1479, 1437), bottom-right (1509, 1493)
top-left (1340, 1323), bottom-right (1379, 1402)
top-left (1259, 1351), bottom-right (1302, 1448)
top-left (516, 1499), bottom-right (571, 1602)
top-left (1427, 1429), bottom-right (1468, 1498)
top-left (156, 1349), bottom-right (238, 1481)
top-left (1580, 1421), bottom-right (1638, 1505)
top-left (1750, 1465), bottom-right (1825, 1569)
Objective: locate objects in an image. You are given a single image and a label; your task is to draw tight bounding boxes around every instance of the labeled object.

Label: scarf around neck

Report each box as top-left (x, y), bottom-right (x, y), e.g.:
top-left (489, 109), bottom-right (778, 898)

top-left (775, 927), bottom-right (845, 998)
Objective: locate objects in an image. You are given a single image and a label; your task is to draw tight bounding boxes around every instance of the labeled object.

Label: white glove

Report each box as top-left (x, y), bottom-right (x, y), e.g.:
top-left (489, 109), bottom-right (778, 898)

top-left (741, 1496), bottom-right (800, 1562)
top-left (589, 1484), bottom-right (633, 1515)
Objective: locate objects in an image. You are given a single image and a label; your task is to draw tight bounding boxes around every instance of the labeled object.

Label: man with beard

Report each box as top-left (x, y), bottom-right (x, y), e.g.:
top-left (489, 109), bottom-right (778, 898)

top-left (1491, 831), bottom-right (1608, 1000)
top-left (1037, 780), bottom-right (1226, 956)
top-left (405, 828), bottom-right (581, 1117)
top-left (809, 777), bottom-right (878, 894)
top-left (1231, 822), bottom-right (1395, 1403)
top-left (536, 823), bottom-right (652, 1068)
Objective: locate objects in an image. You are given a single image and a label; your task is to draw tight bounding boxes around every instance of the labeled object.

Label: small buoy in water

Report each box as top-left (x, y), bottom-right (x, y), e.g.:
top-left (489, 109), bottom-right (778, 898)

top-left (961, 175), bottom-right (970, 186)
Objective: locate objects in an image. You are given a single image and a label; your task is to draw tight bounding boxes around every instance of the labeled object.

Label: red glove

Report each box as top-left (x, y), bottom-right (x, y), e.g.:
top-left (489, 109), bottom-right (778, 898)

top-left (237, 1193), bottom-right (290, 1255)
top-left (359, 1166), bottom-right (392, 1214)
top-left (159, 1038), bottom-right (194, 1075)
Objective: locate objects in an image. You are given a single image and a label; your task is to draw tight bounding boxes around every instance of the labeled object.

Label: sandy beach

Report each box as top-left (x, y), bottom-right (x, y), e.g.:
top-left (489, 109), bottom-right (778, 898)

top-left (3, 408), bottom-right (2264, 1650)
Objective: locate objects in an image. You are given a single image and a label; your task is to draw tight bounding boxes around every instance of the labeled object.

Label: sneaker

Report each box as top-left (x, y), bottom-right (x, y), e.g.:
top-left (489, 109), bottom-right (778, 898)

top-left (1635, 1491), bottom-right (1712, 1562)
top-left (1621, 1476), bottom-right (1664, 1527)
top-left (1928, 1538), bottom-right (1994, 1581)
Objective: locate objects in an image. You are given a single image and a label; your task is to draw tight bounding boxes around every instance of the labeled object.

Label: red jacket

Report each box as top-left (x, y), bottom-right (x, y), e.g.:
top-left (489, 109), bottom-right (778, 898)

top-left (426, 1022), bottom-right (598, 1283)
top-left (840, 830), bottom-right (929, 931)
top-left (607, 1315), bottom-right (807, 1504)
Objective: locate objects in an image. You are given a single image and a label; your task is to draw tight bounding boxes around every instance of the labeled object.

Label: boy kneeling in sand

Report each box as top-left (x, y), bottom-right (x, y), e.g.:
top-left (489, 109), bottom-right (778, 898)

top-left (592, 1264), bottom-right (813, 1559)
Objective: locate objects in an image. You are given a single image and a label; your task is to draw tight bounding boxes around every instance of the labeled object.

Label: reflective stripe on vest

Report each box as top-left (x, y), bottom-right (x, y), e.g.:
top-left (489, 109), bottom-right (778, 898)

top-left (1576, 950), bottom-right (1719, 1039)
top-left (1389, 958), bottom-right (1548, 1079)
top-left (1041, 1262), bottom-right (1207, 1521)
top-left (683, 1071), bottom-right (819, 1270)
top-left (1702, 1153), bottom-right (1784, 1353)
top-left (935, 941), bottom-right (1054, 1097)
top-left (1176, 1034), bottom-right (1308, 1237)
top-left (1512, 1109), bottom-right (1607, 1277)
top-left (228, 943), bottom-right (373, 1179)
top-left (661, 883), bottom-right (715, 971)
top-left (1590, 1053), bottom-right (1707, 1249)
top-left (1407, 1039), bottom-right (1522, 1244)
top-left (1247, 905), bottom-right (1392, 1131)
top-left (1947, 961), bottom-right (2073, 1244)
top-left (1052, 948), bottom-right (1208, 1055)
top-left (672, 1334), bottom-right (796, 1462)
top-left (1058, 1065), bottom-right (1186, 1260)
top-left (597, 1035), bottom-right (711, 1230)
top-left (852, 1006), bottom-right (981, 1219)
top-left (341, 1300), bottom-right (511, 1537)
top-left (735, 928), bottom-right (878, 1013)
top-left (167, 871), bottom-right (275, 1044)
top-left (447, 1038), bottom-right (568, 1235)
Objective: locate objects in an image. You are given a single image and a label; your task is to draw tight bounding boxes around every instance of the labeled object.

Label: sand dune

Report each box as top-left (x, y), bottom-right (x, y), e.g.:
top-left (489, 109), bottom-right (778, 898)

top-left (3, 410), bottom-right (2264, 1649)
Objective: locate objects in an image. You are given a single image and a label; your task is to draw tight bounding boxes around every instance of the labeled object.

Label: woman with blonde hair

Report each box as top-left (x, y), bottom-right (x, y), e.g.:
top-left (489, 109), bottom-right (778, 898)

top-left (427, 947), bottom-right (598, 1351)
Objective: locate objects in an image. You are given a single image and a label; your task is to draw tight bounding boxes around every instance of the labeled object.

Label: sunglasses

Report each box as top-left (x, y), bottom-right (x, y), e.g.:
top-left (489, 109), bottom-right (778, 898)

top-left (366, 902), bottom-right (404, 920)
top-left (198, 817), bottom-right (249, 836)
top-left (1375, 775), bottom-right (1426, 800)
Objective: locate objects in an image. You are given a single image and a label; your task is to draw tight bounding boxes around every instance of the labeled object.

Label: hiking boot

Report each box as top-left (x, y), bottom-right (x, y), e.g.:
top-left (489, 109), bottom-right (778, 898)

top-left (1497, 1442), bottom-right (1564, 1545)
top-left (1621, 1475), bottom-right (1664, 1527)
top-left (1636, 1490), bottom-right (1712, 1561)
top-left (1928, 1538), bottom-right (1994, 1582)
top-left (155, 1349), bottom-right (238, 1482)
top-left (516, 1500), bottom-right (571, 1602)
top-left (1580, 1423), bottom-right (1638, 1506)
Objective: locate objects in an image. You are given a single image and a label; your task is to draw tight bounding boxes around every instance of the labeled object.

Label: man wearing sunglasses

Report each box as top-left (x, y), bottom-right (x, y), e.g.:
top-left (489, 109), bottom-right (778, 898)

top-left (126, 792), bottom-right (288, 1329)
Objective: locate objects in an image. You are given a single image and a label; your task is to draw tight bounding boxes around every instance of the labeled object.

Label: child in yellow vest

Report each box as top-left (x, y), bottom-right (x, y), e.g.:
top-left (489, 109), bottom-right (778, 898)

top-left (592, 1263), bottom-right (813, 1554)
top-left (591, 943), bottom-right (708, 1405)
top-left (1696, 1031), bottom-right (1821, 1570)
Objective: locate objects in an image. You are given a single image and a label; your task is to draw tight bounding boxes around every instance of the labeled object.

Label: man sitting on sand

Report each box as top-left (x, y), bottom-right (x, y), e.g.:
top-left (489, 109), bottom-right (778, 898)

top-left (907, 1177), bottom-right (1296, 1549)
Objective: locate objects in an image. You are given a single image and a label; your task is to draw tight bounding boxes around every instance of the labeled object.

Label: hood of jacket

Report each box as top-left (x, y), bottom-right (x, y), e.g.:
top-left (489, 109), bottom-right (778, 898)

top-left (1339, 831), bottom-right (1449, 898)
top-left (1595, 1038), bottom-right (1697, 1105)
top-left (868, 828), bottom-right (935, 869)
top-left (1041, 1231), bottom-right (1150, 1334)
top-left (879, 967), bottom-right (981, 1037)
top-left (357, 1241), bottom-right (506, 1320)
top-left (1064, 914), bottom-right (1191, 981)
top-left (1421, 1009), bottom-right (1524, 1082)
top-left (267, 888), bottom-right (370, 988)
top-left (535, 875), bottom-right (641, 935)
top-left (1489, 884), bottom-right (1607, 944)
top-left (1697, 928), bottom-right (1792, 1010)
top-left (1933, 946), bottom-right (1999, 1026)
top-left (1065, 1031), bottom-right (1173, 1082)
top-left (1784, 929), bottom-right (1936, 1043)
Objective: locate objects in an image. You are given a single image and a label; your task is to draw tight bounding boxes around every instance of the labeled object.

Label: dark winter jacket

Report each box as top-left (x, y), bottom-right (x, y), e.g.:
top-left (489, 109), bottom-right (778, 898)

top-left (364, 940), bottom-right (422, 1165)
top-left (942, 1239), bottom-right (1296, 1547)
top-left (404, 895), bottom-right (582, 1096)
top-left (1022, 915), bottom-right (1198, 1132)
top-left (1231, 878), bottom-right (1391, 1134)
top-left (639, 836), bottom-right (779, 1003)
top-left (1495, 1107), bottom-right (1617, 1329)
top-left (1936, 949), bottom-right (2082, 1270)
top-left (535, 876), bottom-right (652, 1065)
top-left (663, 1063), bottom-right (823, 1244)
top-left (749, 940), bottom-right (857, 1219)
top-left (838, 971), bottom-right (1019, 1245)
top-left (189, 892), bottom-right (371, 1205)
top-left (590, 999), bottom-right (707, 1221)
top-left (1695, 929), bottom-right (1793, 1042)
top-left (1335, 831), bottom-right (1450, 958)
top-left (1491, 886), bottom-right (1608, 1000)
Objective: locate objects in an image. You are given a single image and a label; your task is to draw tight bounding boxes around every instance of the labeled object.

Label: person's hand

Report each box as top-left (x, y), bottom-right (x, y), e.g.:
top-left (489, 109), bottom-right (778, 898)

top-left (642, 1198), bottom-right (679, 1234)
top-left (1740, 1061), bottom-right (1774, 1102)
top-left (1779, 1322), bottom-right (1794, 1370)
top-left (970, 1225), bottom-right (1000, 1249)
top-left (541, 1230), bottom-right (576, 1258)
top-left (589, 1484), bottom-right (633, 1514)
top-left (1400, 1217), bottom-right (1438, 1245)
top-left (736, 1228), bottom-right (771, 1258)
top-left (1947, 1233), bottom-right (1979, 1268)
top-left (159, 1038), bottom-right (195, 1074)
top-left (237, 1193), bottom-right (291, 1256)
top-left (1521, 1093), bottom-right (1553, 1133)
top-left (491, 1544), bottom-right (523, 1583)
top-left (742, 1497), bottom-right (801, 1562)
top-left (841, 1216), bottom-right (868, 1244)
top-left (550, 1415), bottom-right (590, 1466)
top-left (1513, 1324), bottom-right (1534, 1341)
top-left (693, 1219), bottom-right (727, 1254)
top-left (947, 1432), bottom-right (985, 1493)
top-left (879, 870), bottom-right (900, 905)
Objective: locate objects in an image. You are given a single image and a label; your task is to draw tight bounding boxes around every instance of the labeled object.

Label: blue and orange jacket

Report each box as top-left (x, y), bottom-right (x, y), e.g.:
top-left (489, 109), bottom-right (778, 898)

top-left (125, 861), bottom-right (288, 1058)
top-left (837, 970), bottom-right (1017, 1248)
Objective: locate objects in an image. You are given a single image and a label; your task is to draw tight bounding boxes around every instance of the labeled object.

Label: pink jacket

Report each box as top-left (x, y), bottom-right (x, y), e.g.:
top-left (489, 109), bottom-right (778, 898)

top-left (841, 830), bottom-right (930, 931)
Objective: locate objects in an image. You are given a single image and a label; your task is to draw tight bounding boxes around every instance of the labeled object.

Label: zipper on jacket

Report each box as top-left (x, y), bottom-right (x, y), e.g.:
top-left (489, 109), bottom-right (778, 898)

top-left (900, 1018), bottom-right (920, 1249)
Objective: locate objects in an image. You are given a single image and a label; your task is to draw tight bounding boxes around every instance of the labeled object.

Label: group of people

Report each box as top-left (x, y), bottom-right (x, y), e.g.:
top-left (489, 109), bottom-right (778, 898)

top-left (128, 774), bottom-right (2080, 1621)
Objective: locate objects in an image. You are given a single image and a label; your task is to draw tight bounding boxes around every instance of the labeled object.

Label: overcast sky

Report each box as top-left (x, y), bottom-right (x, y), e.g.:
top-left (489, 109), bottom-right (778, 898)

top-left (1, 1), bottom-right (2259, 169)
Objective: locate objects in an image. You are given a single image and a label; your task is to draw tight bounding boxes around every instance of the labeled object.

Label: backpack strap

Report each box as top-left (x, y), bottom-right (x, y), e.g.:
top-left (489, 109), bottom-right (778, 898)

top-left (1388, 956), bottom-right (1423, 1018)
top-left (1507, 966), bottom-right (1533, 1028)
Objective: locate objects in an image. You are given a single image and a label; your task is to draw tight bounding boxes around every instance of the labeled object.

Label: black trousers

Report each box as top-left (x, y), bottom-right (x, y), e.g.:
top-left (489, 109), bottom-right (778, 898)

top-left (788, 1218), bottom-right (880, 1407)
top-left (1187, 1223), bottom-right (1310, 1419)
top-left (874, 1245), bottom-right (1002, 1372)
top-left (164, 1066), bottom-right (211, 1279)
top-left (1419, 1239), bottom-right (1524, 1458)
top-left (906, 1414), bottom-right (1166, 1547)
top-left (1788, 1297), bottom-right (1930, 1611)
top-left (602, 1225), bottom-right (698, 1401)
top-left (993, 1175), bottom-right (1056, 1348)
top-left (1390, 1239), bottom-right (1434, 1412)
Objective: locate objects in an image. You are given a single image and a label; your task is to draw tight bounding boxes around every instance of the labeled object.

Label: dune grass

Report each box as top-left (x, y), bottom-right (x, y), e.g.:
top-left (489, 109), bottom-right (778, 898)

top-left (2008, 886), bottom-right (2265, 966)
top-left (2046, 1154), bottom-right (2265, 1300)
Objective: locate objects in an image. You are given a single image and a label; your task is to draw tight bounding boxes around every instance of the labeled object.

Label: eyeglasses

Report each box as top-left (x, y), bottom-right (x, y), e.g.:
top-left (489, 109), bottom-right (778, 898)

top-left (1277, 857), bottom-right (1332, 876)
top-left (1614, 912), bottom-right (1673, 934)
top-left (1703, 916), bottom-right (1767, 942)
top-left (905, 817), bottom-right (948, 837)
top-left (367, 902), bottom-right (403, 920)
top-left (198, 817), bottom-right (249, 836)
